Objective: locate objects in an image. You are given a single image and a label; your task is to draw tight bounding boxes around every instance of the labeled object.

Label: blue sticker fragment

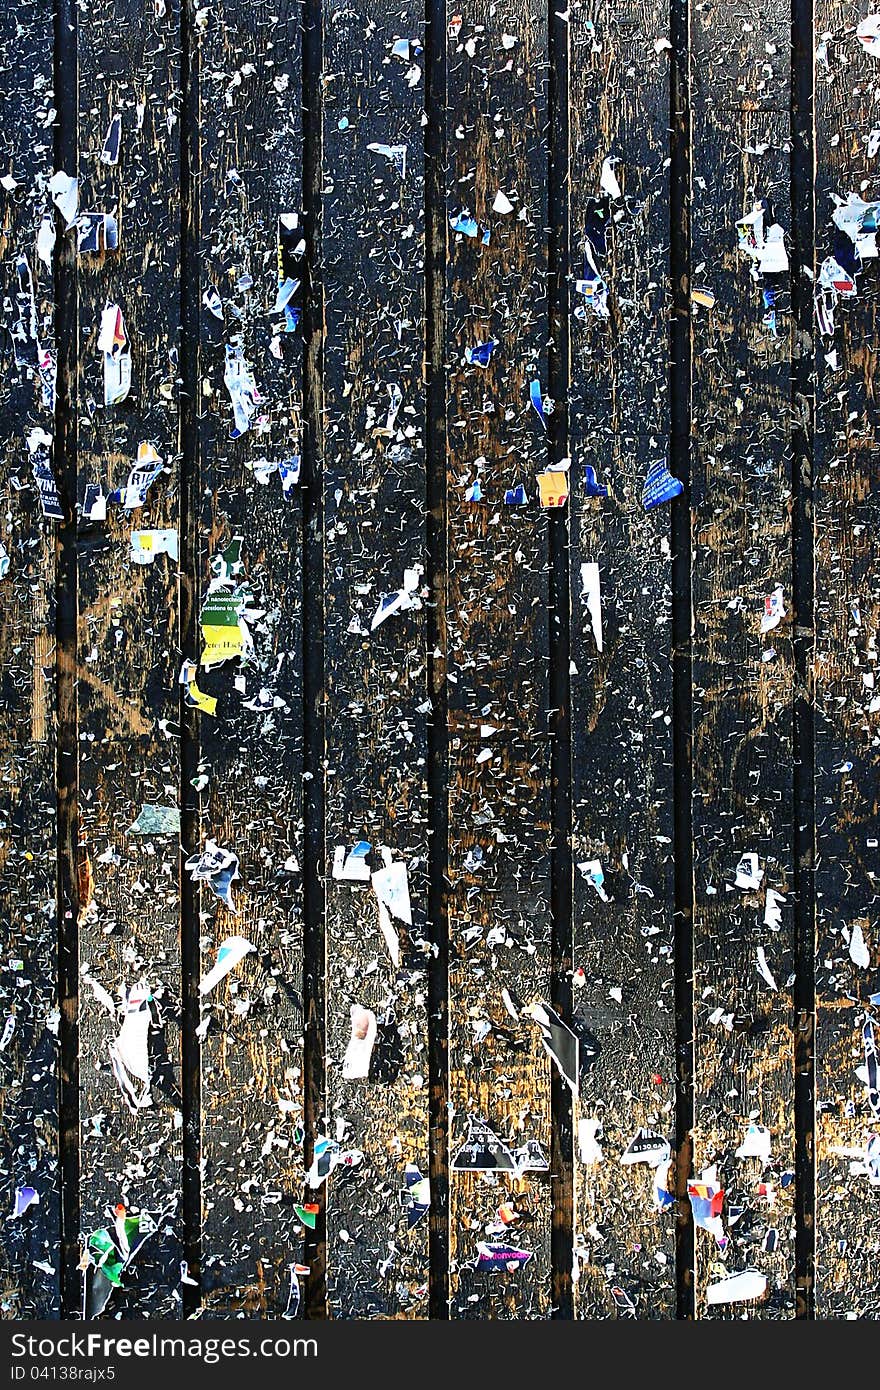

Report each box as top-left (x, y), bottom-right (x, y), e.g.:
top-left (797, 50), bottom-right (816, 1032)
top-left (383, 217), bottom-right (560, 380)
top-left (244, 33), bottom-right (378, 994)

top-left (642, 458), bottom-right (683, 511)
top-left (504, 483), bottom-right (527, 505)
top-left (465, 479), bottom-right (483, 502)
top-left (583, 464), bottom-right (608, 498)
top-left (465, 339), bottom-right (497, 368)
top-left (529, 378), bottom-right (548, 431)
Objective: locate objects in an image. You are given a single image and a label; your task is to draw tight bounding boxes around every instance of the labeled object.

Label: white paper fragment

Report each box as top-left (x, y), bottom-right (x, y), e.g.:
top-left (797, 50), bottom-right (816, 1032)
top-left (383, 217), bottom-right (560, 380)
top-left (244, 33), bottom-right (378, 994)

top-left (756, 946), bottom-right (778, 991)
top-left (372, 857), bottom-right (412, 925)
top-left (370, 566), bottom-right (422, 631)
top-left (580, 562), bottom-right (602, 651)
top-left (735, 852), bottom-right (764, 890)
top-left (341, 1005), bottom-right (377, 1079)
top-left (492, 189), bottom-right (514, 214)
top-left (735, 1122), bottom-right (772, 1162)
top-left (577, 858), bottom-right (608, 900)
top-left (130, 529), bottom-right (178, 565)
top-left (49, 170), bottom-right (79, 227)
top-left (856, 14), bottom-right (880, 57)
top-left (367, 142), bottom-right (407, 178)
top-left (577, 1117), bottom-right (604, 1166)
top-left (761, 585), bottom-right (786, 632)
top-left (849, 921), bottom-right (870, 970)
top-left (198, 936), bottom-right (255, 994)
top-left (706, 1270), bottom-right (767, 1306)
top-left (600, 157), bottom-right (621, 199)
top-left (36, 214), bottom-right (55, 268)
top-left (764, 887), bottom-right (785, 929)
top-left (333, 842), bottom-right (371, 881)
top-left (109, 986), bottom-right (152, 1111)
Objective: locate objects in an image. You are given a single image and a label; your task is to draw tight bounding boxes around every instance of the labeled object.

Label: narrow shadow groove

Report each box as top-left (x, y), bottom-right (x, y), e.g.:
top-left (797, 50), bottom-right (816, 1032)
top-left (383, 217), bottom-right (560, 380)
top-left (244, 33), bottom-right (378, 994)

top-left (54, 0), bottom-right (80, 1320)
top-left (179, 0), bottom-right (202, 1318)
top-left (669, 0), bottom-right (695, 1323)
top-left (790, 0), bottom-right (816, 1322)
top-left (547, 1), bottom-right (573, 1322)
top-left (425, 0), bottom-right (450, 1321)
top-left (301, 0), bottom-right (327, 1320)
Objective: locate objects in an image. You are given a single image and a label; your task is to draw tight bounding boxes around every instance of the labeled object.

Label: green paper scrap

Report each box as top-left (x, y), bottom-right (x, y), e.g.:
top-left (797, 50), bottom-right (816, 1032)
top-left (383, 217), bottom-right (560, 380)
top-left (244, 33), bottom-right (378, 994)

top-left (127, 804), bottom-right (181, 836)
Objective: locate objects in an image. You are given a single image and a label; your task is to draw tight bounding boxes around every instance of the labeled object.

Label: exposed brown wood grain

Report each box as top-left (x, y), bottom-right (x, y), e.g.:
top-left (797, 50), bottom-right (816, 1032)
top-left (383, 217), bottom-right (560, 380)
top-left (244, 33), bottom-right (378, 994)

top-left (813, 0), bottom-right (880, 1319)
top-left (3, 0), bottom-right (880, 1324)
top-left (568, 1), bottom-right (677, 1319)
top-left (445, 0), bottom-right (553, 1318)
top-left (195, 0), bottom-right (305, 1316)
top-left (0, 0), bottom-right (59, 1319)
top-left (321, 0), bottom-right (431, 1319)
top-left (75, 0), bottom-right (183, 1316)
top-left (690, 1), bottom-right (796, 1317)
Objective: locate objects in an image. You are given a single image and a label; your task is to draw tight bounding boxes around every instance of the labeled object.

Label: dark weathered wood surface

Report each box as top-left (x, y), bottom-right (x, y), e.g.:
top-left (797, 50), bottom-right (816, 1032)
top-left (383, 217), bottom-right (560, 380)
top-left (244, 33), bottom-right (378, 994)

top-left (444, 0), bottom-right (553, 1319)
top-left (0, 0), bottom-right (59, 1319)
top-left (1, 0), bottom-right (879, 1322)
top-left (813, 0), bottom-right (880, 1320)
top-left (568, 1), bottom-right (677, 1319)
top-left (321, 0), bottom-right (430, 1319)
top-left (690, 0), bottom-right (796, 1318)
top-left (195, 0), bottom-right (305, 1316)
top-left (75, 0), bottom-right (183, 1316)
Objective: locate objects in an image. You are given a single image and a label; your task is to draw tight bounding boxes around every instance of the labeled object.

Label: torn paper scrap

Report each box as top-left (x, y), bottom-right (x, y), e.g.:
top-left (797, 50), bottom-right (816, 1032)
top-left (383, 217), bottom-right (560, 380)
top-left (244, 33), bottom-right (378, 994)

top-left (688, 1173), bottom-right (725, 1241)
top-left (370, 567), bottom-right (422, 631)
top-left (224, 342), bottom-right (261, 438)
top-left (537, 469), bottom-right (569, 508)
top-left (130, 529), bottom-right (178, 565)
top-left (620, 1128), bottom-right (671, 1166)
top-left (476, 1242), bottom-right (533, 1270)
top-left (49, 170), bottom-right (78, 227)
top-left (760, 585), bottom-right (786, 633)
top-left (736, 1123), bottom-right (772, 1163)
top-left (576, 858), bottom-right (608, 901)
top-left (367, 142), bottom-right (407, 178)
top-left (452, 1118), bottom-right (519, 1172)
top-left (127, 804), bottom-right (180, 836)
top-left (28, 427), bottom-right (62, 521)
top-left (577, 1117), bottom-right (604, 1166)
top-left (524, 1001), bottom-right (579, 1096)
top-left (179, 659), bottom-right (217, 717)
top-left (642, 457), bottom-right (683, 510)
top-left (734, 852), bottom-right (764, 890)
top-left (580, 562), bottom-right (602, 651)
top-left (341, 1004), bottom-right (377, 1080)
top-left (332, 842), bottom-right (372, 882)
top-left (403, 1164), bottom-right (430, 1228)
top-left (186, 841), bottom-right (241, 912)
top-left (756, 946), bottom-right (778, 991)
top-left (109, 986), bottom-right (152, 1112)
top-left (97, 302), bottom-right (131, 407)
top-left (856, 14), bottom-right (880, 57)
top-left (12, 1186), bottom-right (39, 1218)
top-left (706, 1270), bottom-right (767, 1306)
top-left (306, 1135), bottom-right (363, 1189)
top-left (108, 443), bottom-right (164, 511)
top-left (371, 856), bottom-right (412, 924)
top-left (198, 935), bottom-right (254, 994)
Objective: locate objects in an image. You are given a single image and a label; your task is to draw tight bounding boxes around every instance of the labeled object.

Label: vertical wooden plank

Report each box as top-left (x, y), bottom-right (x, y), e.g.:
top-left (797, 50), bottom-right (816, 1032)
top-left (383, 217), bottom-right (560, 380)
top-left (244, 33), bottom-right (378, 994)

top-left (568, 2), bottom-right (676, 1318)
top-left (813, 1), bottom-right (880, 1319)
top-left (75, 1), bottom-right (183, 1315)
top-left (0, 0), bottom-right (59, 1318)
top-left (196, 0), bottom-right (305, 1315)
top-left (321, 0), bottom-right (430, 1318)
top-left (690, 3), bottom-right (796, 1315)
top-left (445, 2), bottom-right (552, 1317)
